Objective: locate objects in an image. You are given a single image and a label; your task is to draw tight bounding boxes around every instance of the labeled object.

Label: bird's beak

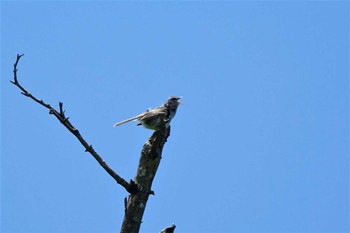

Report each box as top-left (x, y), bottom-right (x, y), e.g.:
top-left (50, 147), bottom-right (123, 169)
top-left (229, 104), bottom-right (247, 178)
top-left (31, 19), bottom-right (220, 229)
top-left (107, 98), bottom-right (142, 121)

top-left (177, 97), bottom-right (183, 105)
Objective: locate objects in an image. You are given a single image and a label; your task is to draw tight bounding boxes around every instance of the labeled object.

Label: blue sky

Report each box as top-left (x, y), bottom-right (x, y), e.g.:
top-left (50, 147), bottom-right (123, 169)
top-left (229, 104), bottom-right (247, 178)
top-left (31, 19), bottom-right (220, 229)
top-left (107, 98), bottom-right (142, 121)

top-left (1, 1), bottom-right (349, 233)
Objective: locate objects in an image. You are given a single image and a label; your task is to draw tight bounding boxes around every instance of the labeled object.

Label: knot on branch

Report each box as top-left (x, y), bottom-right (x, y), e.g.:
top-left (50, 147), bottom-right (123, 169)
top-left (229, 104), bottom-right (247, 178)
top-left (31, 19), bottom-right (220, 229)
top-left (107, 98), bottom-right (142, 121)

top-left (85, 145), bottom-right (93, 152)
top-left (126, 179), bottom-right (140, 195)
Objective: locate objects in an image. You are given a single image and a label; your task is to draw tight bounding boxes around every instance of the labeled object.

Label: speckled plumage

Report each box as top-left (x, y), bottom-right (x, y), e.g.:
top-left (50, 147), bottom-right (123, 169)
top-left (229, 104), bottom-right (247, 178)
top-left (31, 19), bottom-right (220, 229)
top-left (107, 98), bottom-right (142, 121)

top-left (114, 96), bottom-right (181, 130)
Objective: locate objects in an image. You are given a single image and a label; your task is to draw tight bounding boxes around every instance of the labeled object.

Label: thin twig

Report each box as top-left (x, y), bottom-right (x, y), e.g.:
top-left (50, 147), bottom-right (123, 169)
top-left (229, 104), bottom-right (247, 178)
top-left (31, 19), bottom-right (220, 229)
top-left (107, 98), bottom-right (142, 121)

top-left (10, 54), bottom-right (134, 193)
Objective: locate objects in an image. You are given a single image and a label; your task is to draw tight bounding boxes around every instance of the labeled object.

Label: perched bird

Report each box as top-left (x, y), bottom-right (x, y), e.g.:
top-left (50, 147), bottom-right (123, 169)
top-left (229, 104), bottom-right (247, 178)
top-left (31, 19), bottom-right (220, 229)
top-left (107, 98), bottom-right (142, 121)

top-left (113, 96), bottom-right (182, 130)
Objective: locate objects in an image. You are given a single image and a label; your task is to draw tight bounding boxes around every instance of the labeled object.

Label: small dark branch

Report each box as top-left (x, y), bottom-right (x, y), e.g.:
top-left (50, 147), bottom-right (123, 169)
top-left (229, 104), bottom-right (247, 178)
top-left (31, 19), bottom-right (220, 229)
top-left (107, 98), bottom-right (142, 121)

top-left (10, 55), bottom-right (132, 193)
top-left (160, 224), bottom-right (176, 233)
top-left (12, 54), bottom-right (24, 85)
top-left (124, 197), bottom-right (128, 215)
top-left (59, 102), bottom-right (65, 116)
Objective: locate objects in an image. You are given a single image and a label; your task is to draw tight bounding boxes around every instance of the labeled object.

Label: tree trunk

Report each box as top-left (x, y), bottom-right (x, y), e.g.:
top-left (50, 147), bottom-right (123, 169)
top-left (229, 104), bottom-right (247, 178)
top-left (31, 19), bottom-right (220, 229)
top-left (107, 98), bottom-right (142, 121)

top-left (120, 128), bottom-right (170, 233)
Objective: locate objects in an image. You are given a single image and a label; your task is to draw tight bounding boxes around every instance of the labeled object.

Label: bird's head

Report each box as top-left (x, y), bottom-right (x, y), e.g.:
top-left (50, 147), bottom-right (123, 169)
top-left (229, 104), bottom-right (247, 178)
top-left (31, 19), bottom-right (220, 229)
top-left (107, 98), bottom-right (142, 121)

top-left (166, 96), bottom-right (182, 108)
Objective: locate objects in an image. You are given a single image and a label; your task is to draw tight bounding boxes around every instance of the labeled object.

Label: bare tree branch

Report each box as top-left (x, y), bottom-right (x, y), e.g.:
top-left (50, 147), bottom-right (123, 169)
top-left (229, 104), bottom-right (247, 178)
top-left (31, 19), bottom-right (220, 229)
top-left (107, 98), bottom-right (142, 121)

top-left (11, 54), bottom-right (177, 233)
top-left (10, 54), bottom-right (135, 193)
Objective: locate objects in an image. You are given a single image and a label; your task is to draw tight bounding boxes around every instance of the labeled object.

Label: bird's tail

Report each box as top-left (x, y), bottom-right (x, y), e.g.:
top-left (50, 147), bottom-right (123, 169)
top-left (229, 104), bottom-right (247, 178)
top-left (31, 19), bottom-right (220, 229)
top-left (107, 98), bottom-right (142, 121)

top-left (113, 114), bottom-right (143, 127)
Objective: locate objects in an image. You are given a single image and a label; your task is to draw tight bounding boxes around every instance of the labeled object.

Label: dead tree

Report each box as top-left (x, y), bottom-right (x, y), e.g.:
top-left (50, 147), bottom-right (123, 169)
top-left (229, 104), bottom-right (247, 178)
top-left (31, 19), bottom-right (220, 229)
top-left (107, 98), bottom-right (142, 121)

top-left (10, 54), bottom-right (177, 233)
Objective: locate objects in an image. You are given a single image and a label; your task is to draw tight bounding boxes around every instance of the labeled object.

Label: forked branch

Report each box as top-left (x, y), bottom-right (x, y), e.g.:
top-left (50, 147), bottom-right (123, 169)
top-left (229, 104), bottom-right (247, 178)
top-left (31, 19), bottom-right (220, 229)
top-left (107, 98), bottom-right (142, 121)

top-left (10, 54), bottom-right (136, 194)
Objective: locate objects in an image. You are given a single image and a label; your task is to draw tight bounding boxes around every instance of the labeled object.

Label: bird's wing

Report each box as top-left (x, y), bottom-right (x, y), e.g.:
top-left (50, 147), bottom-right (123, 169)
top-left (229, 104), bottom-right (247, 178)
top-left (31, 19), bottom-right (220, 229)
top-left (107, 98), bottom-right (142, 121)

top-left (139, 107), bottom-right (167, 122)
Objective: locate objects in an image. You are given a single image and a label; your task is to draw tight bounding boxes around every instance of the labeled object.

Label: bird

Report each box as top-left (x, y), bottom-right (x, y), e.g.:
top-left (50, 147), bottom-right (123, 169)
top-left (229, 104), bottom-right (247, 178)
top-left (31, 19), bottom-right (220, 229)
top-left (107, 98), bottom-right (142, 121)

top-left (113, 96), bottom-right (182, 130)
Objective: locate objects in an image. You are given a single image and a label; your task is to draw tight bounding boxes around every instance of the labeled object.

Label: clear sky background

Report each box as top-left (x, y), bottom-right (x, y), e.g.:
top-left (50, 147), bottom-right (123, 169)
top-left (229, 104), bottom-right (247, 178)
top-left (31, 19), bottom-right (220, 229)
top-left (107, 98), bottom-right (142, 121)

top-left (1, 1), bottom-right (349, 233)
